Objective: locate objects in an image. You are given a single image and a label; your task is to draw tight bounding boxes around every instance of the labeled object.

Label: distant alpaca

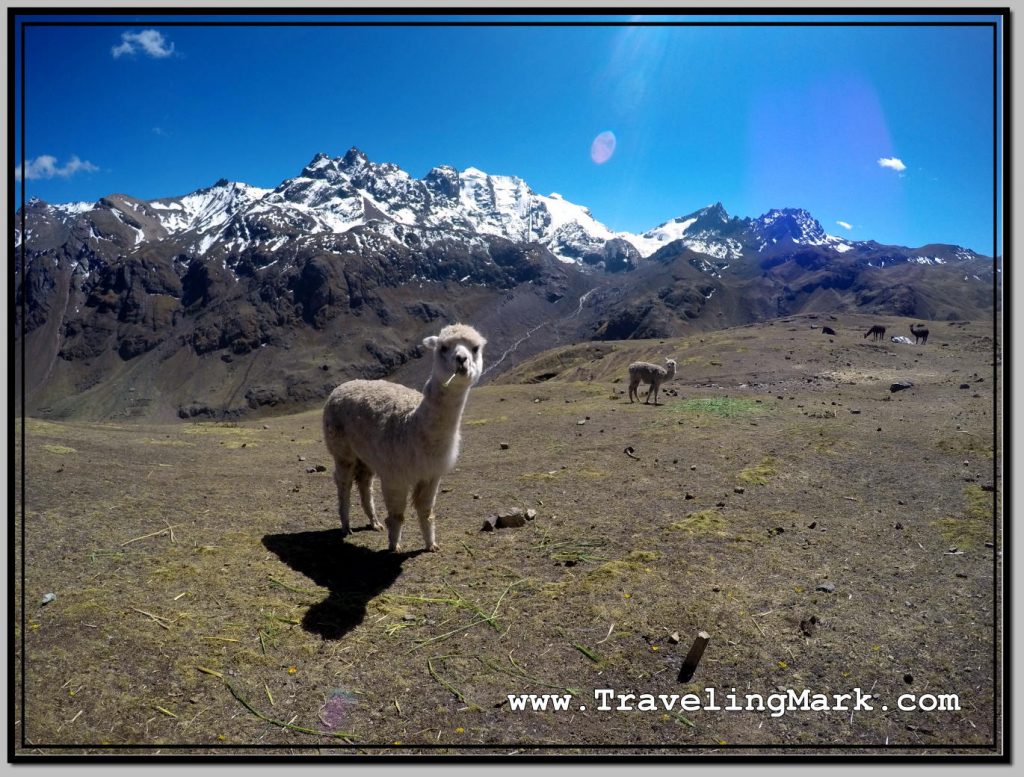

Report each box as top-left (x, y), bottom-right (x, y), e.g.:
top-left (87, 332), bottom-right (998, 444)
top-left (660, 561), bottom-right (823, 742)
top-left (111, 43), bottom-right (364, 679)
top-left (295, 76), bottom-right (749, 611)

top-left (910, 323), bottom-right (929, 345)
top-left (628, 358), bottom-right (677, 405)
top-left (821, 326), bottom-right (836, 336)
top-left (322, 323), bottom-right (486, 552)
top-left (864, 325), bottom-right (886, 341)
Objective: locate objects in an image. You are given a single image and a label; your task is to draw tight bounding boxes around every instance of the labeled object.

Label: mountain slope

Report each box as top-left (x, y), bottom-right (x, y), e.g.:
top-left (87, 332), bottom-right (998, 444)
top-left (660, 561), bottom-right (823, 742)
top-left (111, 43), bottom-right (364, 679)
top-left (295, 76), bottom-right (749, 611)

top-left (14, 147), bottom-right (996, 421)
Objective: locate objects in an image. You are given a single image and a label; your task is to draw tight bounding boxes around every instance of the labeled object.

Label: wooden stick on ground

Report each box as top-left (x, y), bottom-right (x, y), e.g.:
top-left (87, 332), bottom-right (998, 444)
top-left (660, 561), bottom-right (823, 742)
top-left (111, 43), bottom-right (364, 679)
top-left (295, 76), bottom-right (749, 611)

top-left (677, 631), bottom-right (711, 682)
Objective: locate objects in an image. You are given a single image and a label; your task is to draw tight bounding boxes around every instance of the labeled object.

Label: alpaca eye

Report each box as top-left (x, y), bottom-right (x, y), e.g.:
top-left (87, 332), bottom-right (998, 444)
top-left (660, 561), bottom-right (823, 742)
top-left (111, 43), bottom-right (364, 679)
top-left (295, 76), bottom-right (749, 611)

top-left (440, 345), bottom-right (449, 353)
top-left (472, 346), bottom-right (479, 355)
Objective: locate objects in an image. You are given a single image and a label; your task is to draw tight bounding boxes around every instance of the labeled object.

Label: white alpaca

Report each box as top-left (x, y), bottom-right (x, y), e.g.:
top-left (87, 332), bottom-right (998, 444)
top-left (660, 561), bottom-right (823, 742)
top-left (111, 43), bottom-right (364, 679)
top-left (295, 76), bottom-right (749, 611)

top-left (628, 358), bottom-right (677, 405)
top-left (322, 323), bottom-right (486, 552)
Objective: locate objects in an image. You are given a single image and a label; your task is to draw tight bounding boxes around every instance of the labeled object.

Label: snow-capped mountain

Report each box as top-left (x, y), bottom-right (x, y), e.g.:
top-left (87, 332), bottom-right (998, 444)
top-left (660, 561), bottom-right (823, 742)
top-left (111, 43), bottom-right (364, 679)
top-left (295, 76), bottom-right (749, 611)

top-left (19, 146), bottom-right (984, 274)
top-left (14, 146), bottom-right (996, 421)
top-left (37, 147), bottom-right (629, 267)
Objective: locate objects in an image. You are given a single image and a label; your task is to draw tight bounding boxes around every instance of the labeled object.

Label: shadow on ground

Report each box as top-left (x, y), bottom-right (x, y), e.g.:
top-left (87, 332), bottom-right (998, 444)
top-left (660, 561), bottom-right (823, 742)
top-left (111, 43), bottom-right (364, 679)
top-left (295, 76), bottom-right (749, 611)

top-left (262, 528), bottom-right (413, 639)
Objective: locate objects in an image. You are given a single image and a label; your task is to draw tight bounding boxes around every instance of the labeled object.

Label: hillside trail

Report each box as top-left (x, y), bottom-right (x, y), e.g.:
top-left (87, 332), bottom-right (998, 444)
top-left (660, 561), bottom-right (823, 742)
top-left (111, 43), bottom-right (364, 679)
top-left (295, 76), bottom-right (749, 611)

top-left (482, 287), bottom-right (596, 377)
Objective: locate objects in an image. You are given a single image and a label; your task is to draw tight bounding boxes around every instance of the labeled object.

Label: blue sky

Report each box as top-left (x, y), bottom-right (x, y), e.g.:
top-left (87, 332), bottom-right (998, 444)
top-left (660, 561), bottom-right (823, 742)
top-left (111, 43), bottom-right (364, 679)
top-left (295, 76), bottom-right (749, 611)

top-left (13, 13), bottom-right (1003, 255)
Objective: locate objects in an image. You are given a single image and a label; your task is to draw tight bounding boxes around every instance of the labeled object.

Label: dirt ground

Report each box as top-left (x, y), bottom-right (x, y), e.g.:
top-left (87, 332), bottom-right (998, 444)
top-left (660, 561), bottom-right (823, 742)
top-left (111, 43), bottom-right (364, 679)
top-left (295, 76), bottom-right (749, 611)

top-left (12, 313), bottom-right (1002, 757)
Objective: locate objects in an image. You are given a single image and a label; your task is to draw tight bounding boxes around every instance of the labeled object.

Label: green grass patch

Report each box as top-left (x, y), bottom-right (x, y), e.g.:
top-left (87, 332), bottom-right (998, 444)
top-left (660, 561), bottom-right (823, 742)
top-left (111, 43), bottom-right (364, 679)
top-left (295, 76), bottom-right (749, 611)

top-left (668, 397), bottom-right (767, 419)
top-left (183, 423), bottom-right (258, 438)
top-left (589, 550), bottom-right (660, 579)
top-left (936, 433), bottom-right (994, 458)
top-left (932, 485), bottom-right (995, 547)
top-left (42, 444), bottom-right (76, 455)
top-left (737, 456), bottom-right (778, 485)
top-left (671, 510), bottom-right (726, 535)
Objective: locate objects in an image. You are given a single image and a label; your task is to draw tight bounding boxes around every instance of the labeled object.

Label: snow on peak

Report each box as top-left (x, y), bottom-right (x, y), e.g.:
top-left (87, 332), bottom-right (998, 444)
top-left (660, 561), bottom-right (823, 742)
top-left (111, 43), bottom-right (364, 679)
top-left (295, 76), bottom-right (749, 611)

top-left (341, 147), bottom-right (368, 167)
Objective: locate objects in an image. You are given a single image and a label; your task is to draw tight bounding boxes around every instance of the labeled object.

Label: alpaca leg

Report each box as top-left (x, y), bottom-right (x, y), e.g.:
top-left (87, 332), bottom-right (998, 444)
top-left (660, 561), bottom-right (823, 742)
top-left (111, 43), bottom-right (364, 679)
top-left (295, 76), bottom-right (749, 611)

top-left (651, 383), bottom-right (660, 406)
top-left (332, 461), bottom-right (355, 536)
top-left (644, 382), bottom-right (652, 404)
top-left (380, 481), bottom-right (408, 552)
top-left (628, 378), bottom-right (638, 403)
top-left (354, 460), bottom-right (383, 531)
top-left (412, 477), bottom-right (442, 552)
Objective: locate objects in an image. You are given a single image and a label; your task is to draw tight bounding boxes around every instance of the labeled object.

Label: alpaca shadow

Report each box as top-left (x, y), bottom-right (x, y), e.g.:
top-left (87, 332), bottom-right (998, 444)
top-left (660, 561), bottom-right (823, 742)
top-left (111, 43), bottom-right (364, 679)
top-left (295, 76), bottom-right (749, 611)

top-left (262, 528), bottom-right (417, 640)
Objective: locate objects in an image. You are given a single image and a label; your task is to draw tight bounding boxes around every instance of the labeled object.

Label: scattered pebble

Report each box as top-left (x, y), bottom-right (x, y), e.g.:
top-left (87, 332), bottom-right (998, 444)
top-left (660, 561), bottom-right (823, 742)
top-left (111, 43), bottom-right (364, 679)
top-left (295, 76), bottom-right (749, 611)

top-left (499, 442), bottom-right (510, 450)
top-left (815, 582), bottom-right (836, 593)
top-left (41, 593), bottom-right (56, 606)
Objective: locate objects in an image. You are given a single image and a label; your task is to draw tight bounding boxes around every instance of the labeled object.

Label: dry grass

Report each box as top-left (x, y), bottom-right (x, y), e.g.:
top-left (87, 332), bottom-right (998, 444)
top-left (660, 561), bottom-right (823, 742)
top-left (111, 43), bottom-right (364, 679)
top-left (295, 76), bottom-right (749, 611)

top-left (14, 313), bottom-right (1001, 756)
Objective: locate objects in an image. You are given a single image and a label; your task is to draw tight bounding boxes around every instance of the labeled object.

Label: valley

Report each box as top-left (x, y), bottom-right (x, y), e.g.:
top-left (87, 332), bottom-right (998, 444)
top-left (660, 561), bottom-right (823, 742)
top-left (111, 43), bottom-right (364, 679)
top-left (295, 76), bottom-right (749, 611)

top-left (15, 149), bottom-right (997, 423)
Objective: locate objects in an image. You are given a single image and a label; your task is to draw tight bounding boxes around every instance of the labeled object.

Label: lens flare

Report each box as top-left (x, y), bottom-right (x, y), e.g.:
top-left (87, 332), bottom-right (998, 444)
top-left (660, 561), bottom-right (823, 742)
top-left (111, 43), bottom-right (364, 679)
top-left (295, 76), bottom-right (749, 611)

top-left (590, 131), bottom-right (617, 164)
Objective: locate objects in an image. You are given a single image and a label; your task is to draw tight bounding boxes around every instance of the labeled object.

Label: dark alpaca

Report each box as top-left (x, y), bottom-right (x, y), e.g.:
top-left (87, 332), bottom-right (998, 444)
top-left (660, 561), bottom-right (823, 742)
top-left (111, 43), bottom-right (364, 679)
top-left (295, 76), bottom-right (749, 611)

top-left (864, 325), bottom-right (886, 341)
top-left (822, 326), bottom-right (836, 336)
top-left (910, 324), bottom-right (929, 345)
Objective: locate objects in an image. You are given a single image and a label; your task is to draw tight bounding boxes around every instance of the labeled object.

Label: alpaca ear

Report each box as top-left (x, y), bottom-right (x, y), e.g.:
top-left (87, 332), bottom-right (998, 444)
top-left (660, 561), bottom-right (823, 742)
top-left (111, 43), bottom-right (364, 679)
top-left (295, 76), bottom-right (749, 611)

top-left (423, 336), bottom-right (439, 351)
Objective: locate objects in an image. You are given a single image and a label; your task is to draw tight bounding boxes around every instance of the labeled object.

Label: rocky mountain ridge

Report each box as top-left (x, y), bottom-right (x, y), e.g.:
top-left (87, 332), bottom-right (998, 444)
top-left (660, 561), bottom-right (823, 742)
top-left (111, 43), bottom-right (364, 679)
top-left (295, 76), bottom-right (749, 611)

top-left (14, 147), bottom-right (996, 421)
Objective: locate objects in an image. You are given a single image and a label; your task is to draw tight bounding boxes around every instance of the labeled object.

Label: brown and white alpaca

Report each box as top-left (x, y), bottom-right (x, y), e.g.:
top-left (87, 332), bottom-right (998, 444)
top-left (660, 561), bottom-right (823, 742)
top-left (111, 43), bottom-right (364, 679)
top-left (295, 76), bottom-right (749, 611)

top-left (910, 323), bottom-right (929, 345)
top-left (863, 325), bottom-right (886, 341)
top-left (322, 323), bottom-right (486, 552)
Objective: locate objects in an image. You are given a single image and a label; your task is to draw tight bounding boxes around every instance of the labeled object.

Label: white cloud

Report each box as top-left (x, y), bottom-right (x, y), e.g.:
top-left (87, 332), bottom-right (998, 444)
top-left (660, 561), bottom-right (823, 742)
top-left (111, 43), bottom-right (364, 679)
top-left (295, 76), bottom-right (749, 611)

top-left (112, 29), bottom-right (175, 59)
top-left (877, 157), bottom-right (907, 172)
top-left (15, 154), bottom-right (99, 181)
top-left (836, 220), bottom-right (853, 230)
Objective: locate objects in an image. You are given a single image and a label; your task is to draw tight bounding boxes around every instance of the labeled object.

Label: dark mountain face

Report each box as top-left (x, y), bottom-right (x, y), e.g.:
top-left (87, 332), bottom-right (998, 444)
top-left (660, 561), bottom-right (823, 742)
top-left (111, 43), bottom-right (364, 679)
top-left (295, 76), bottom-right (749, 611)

top-left (14, 148), bottom-right (996, 421)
